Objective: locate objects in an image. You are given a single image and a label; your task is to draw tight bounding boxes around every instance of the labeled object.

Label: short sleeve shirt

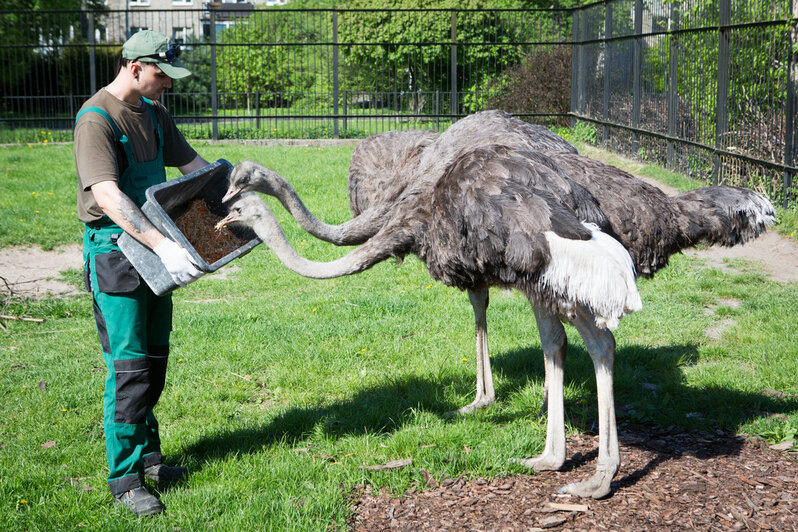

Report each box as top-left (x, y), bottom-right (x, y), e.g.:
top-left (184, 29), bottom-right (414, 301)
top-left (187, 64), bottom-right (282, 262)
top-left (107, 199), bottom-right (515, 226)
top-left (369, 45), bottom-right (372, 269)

top-left (74, 88), bottom-right (197, 222)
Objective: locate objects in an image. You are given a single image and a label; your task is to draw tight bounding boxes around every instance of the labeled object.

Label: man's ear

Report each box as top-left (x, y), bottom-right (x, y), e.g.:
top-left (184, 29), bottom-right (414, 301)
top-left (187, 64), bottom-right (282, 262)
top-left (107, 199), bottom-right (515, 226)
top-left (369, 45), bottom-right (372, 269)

top-left (129, 61), bottom-right (142, 79)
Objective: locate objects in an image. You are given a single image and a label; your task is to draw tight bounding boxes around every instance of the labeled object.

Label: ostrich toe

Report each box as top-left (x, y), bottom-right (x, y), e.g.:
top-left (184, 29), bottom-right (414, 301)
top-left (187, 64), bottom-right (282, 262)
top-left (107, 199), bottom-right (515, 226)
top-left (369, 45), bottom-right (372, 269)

top-left (557, 466), bottom-right (616, 499)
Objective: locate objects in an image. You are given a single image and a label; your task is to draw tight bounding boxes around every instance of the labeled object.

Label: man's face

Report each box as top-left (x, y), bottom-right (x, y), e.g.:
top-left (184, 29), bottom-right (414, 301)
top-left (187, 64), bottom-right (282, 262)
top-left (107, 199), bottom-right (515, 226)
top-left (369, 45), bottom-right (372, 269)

top-left (133, 62), bottom-right (172, 100)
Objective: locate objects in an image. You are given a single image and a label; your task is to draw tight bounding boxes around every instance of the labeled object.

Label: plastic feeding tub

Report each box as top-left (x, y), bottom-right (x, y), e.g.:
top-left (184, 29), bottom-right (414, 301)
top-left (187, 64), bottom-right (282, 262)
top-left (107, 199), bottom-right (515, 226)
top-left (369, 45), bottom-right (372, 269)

top-left (118, 159), bottom-right (261, 295)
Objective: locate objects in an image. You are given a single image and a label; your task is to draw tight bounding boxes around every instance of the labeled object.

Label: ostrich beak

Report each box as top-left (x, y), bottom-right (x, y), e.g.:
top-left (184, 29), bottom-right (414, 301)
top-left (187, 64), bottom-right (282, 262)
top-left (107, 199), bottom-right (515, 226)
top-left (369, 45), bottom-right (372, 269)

top-left (221, 185), bottom-right (243, 204)
top-left (214, 211), bottom-right (239, 230)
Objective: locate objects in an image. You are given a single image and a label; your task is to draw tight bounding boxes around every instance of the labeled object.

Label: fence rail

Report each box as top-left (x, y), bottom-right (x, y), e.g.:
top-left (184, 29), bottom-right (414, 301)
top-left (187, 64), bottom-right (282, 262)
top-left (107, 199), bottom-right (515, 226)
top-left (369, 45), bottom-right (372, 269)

top-left (1, 2), bottom-right (796, 206)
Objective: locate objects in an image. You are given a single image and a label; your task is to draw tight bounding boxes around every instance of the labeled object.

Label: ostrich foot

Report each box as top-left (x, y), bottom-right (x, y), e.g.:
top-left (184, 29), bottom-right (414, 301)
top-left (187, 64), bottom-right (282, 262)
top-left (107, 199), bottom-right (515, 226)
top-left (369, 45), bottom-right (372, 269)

top-left (445, 396), bottom-right (494, 417)
top-left (557, 467), bottom-right (616, 499)
top-left (509, 452), bottom-right (564, 472)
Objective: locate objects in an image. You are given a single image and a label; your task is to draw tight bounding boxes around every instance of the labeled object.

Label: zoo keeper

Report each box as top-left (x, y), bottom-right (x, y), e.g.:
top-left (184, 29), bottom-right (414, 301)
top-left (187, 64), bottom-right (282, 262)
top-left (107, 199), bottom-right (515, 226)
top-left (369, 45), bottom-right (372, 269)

top-left (74, 29), bottom-right (208, 517)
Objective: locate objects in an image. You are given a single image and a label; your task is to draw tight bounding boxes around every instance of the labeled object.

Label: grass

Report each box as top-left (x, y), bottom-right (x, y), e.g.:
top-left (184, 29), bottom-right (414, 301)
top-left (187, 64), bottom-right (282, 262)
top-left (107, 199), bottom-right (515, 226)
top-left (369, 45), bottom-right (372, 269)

top-left (1, 141), bottom-right (797, 530)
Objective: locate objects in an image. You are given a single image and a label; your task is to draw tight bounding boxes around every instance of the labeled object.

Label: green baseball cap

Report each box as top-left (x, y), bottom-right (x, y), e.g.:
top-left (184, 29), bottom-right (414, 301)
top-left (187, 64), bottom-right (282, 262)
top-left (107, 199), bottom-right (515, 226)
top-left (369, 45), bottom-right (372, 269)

top-left (122, 30), bottom-right (191, 79)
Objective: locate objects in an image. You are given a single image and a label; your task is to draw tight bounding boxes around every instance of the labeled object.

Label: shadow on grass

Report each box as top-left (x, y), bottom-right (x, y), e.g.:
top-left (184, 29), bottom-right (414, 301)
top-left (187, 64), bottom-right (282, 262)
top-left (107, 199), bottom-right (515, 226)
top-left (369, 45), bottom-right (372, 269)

top-left (181, 341), bottom-right (798, 489)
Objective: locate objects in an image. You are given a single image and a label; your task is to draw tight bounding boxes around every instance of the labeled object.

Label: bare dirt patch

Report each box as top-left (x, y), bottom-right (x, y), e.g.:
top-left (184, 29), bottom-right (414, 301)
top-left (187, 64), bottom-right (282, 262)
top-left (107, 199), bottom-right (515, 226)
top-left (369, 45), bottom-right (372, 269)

top-left (685, 231), bottom-right (798, 283)
top-left (0, 243), bottom-right (84, 299)
top-left (349, 425), bottom-right (798, 531)
top-left (0, 245), bottom-right (243, 300)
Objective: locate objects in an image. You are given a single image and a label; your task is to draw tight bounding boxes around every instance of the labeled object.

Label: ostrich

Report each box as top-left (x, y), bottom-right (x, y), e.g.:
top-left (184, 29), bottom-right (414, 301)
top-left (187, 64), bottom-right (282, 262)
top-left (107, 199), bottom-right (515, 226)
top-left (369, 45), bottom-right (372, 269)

top-left (221, 111), bottom-right (587, 415)
top-left (219, 172), bottom-right (643, 499)
top-left (217, 122), bottom-right (773, 497)
top-left (220, 111), bottom-right (774, 418)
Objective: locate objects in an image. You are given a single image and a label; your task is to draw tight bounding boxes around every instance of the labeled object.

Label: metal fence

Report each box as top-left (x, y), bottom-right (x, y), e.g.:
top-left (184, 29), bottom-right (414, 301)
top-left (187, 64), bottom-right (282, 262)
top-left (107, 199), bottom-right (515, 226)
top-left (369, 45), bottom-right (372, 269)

top-left (0, 7), bottom-right (571, 143)
top-left (571, 0), bottom-right (797, 207)
top-left (1, 2), bottom-right (796, 206)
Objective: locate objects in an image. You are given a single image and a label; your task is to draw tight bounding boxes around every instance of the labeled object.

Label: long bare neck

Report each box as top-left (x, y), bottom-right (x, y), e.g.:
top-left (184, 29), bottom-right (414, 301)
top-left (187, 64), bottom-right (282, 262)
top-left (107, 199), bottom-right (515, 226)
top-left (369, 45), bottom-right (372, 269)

top-left (268, 177), bottom-right (386, 246)
top-left (248, 204), bottom-right (401, 279)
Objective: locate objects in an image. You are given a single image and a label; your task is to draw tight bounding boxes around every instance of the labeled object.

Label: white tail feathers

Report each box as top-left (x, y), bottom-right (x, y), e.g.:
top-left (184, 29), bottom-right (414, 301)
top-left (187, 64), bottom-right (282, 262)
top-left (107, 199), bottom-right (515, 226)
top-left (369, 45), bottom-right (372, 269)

top-left (541, 223), bottom-right (642, 329)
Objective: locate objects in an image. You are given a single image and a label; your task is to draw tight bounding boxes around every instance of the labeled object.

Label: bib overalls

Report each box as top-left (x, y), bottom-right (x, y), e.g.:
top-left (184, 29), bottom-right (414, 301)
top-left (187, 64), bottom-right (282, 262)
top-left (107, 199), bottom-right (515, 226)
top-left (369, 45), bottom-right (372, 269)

top-left (78, 100), bottom-right (173, 497)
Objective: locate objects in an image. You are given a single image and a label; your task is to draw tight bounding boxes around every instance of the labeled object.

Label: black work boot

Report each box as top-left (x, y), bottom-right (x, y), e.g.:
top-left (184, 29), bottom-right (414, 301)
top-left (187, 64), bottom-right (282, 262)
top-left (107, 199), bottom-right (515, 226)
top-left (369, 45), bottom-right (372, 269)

top-left (114, 486), bottom-right (163, 516)
top-left (144, 463), bottom-right (188, 485)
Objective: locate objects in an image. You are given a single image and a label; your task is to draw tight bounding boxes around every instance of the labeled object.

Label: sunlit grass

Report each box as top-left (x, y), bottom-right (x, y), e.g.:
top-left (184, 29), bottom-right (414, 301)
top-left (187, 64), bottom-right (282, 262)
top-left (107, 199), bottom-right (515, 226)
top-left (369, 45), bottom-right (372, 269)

top-left (1, 141), bottom-right (796, 530)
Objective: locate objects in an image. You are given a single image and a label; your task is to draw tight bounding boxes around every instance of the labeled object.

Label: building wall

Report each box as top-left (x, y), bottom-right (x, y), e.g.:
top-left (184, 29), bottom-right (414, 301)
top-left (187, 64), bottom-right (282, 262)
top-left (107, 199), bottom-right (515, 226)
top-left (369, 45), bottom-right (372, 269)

top-left (101, 0), bottom-right (278, 43)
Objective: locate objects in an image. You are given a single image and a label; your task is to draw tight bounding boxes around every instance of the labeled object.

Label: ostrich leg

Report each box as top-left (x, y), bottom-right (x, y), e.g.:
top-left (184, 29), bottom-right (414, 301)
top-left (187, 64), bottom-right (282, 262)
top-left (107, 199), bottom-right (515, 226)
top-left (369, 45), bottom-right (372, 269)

top-left (558, 304), bottom-right (620, 499)
top-left (510, 305), bottom-right (567, 471)
top-left (447, 287), bottom-right (495, 416)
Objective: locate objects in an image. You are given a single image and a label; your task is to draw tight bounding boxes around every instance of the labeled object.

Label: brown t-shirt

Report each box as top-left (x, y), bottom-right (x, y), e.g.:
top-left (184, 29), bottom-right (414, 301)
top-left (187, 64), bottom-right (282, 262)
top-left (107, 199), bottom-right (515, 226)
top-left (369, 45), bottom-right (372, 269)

top-left (74, 88), bottom-right (197, 222)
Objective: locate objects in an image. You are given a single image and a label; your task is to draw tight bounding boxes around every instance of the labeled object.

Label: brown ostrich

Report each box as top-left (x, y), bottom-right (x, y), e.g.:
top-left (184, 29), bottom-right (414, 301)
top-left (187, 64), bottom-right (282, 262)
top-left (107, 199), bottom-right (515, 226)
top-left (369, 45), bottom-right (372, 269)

top-left (216, 119), bottom-right (774, 498)
top-left (221, 111), bottom-right (774, 418)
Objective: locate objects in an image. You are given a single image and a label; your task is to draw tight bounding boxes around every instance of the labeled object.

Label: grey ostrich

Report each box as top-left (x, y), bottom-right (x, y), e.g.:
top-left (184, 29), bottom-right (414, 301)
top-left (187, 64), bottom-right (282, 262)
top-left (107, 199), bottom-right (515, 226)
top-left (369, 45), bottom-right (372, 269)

top-left (221, 111), bottom-right (774, 418)
top-left (221, 111), bottom-right (587, 415)
top-left (218, 171), bottom-right (643, 499)
top-left (216, 121), bottom-right (773, 498)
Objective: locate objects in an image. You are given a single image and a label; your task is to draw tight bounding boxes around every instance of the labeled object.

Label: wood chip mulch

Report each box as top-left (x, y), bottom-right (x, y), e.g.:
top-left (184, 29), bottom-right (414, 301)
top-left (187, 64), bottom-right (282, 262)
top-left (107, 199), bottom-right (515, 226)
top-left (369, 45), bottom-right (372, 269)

top-left (348, 425), bottom-right (798, 531)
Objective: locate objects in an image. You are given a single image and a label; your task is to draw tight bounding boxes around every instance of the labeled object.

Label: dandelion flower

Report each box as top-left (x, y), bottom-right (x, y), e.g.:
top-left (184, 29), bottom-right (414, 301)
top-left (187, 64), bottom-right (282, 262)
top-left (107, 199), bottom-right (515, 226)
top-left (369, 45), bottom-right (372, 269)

top-left (312, 308), bottom-right (317, 312)
top-left (61, 408), bottom-right (67, 412)
top-left (19, 499), bottom-right (28, 505)
top-left (178, 358), bottom-right (183, 362)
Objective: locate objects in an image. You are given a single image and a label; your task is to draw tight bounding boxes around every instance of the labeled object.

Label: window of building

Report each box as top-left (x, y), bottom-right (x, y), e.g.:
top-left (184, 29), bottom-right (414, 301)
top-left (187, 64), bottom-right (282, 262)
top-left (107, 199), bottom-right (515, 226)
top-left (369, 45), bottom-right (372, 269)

top-left (172, 27), bottom-right (191, 44)
top-left (172, 0), bottom-right (193, 5)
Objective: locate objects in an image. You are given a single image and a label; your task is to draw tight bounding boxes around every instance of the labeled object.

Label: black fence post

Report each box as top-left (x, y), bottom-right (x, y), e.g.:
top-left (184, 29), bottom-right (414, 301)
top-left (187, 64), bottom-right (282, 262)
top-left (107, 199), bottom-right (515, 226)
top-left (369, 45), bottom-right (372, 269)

top-left (435, 90), bottom-right (440, 130)
top-left (603, 2), bottom-right (612, 147)
top-left (666, 2), bottom-right (679, 168)
top-left (88, 11), bottom-right (96, 96)
top-left (450, 10), bottom-right (458, 119)
top-left (784, 0), bottom-right (796, 208)
top-left (256, 90), bottom-right (260, 132)
top-left (210, 6), bottom-right (218, 142)
top-left (342, 91), bottom-right (347, 135)
top-left (570, 9), bottom-right (580, 128)
top-left (632, 0), bottom-right (642, 155)
top-left (714, 0), bottom-right (731, 186)
top-left (333, 11), bottom-right (339, 139)
top-left (579, 7), bottom-right (588, 116)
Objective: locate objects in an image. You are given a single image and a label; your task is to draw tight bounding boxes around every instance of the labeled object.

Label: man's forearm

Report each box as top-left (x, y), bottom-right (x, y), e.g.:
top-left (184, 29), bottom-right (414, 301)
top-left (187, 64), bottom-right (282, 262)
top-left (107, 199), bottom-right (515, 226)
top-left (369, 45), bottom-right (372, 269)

top-left (91, 181), bottom-right (165, 249)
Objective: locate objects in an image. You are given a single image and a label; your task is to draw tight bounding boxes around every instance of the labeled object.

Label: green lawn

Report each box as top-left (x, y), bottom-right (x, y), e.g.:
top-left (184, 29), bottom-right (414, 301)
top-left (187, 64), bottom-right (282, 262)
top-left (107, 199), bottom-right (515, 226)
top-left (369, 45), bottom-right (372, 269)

top-left (1, 142), bottom-right (796, 530)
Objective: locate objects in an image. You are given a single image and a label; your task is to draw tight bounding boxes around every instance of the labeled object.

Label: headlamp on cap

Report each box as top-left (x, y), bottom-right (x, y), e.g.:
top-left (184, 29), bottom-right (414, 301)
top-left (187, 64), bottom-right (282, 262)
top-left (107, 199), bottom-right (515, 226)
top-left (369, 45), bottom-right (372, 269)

top-left (133, 44), bottom-right (182, 64)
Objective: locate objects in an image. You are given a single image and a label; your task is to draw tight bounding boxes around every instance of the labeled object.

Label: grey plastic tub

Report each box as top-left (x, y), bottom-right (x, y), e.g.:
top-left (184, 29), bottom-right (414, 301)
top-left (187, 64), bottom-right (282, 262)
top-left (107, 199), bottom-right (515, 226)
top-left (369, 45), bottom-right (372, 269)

top-left (118, 159), bottom-right (261, 295)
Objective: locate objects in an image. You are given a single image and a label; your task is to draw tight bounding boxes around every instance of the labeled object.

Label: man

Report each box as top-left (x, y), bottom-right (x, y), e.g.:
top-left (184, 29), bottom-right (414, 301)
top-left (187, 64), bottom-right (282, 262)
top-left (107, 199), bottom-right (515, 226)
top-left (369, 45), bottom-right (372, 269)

top-left (74, 30), bottom-right (207, 517)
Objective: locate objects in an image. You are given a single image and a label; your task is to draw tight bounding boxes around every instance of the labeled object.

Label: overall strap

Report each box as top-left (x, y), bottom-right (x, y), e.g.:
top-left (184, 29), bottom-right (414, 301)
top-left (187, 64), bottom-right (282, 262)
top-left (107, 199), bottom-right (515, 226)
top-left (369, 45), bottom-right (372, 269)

top-left (75, 106), bottom-right (124, 142)
top-left (141, 97), bottom-right (164, 150)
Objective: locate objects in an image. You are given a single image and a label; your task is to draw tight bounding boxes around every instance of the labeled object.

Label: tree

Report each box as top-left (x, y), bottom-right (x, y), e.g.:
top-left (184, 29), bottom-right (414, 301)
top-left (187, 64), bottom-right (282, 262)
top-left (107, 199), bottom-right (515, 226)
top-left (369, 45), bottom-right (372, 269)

top-left (1, 1), bottom-right (108, 111)
top-left (216, 9), bottom-right (318, 108)
top-left (337, 0), bottom-right (571, 115)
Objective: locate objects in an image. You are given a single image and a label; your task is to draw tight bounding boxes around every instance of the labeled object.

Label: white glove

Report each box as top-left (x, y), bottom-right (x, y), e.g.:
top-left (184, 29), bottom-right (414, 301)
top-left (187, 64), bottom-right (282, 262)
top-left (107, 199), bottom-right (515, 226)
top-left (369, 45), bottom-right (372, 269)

top-left (153, 238), bottom-right (203, 287)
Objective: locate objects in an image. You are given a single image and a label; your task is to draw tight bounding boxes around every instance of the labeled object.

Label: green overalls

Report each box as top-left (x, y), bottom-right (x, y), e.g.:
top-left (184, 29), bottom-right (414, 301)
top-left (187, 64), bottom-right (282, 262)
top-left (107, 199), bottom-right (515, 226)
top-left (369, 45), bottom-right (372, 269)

top-left (78, 99), bottom-right (173, 497)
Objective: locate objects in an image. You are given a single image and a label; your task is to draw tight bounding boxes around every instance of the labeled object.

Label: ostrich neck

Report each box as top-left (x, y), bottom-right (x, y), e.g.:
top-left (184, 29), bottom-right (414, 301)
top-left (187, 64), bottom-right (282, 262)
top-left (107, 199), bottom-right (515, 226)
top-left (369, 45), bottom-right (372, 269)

top-left (249, 205), bottom-right (399, 280)
top-left (271, 180), bottom-right (385, 245)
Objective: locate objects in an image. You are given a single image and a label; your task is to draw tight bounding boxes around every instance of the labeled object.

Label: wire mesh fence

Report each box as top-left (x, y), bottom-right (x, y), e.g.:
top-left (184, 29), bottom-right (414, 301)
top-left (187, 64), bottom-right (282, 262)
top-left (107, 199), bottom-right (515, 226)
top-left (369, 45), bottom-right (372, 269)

top-left (1, 2), bottom-right (795, 206)
top-left (0, 7), bottom-right (571, 144)
top-left (571, 0), bottom-right (797, 207)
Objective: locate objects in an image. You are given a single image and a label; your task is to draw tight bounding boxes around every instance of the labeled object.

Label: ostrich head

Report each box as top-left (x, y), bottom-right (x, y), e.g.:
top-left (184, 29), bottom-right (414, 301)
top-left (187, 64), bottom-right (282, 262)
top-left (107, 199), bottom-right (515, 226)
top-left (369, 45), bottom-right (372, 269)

top-left (222, 160), bottom-right (286, 203)
top-left (215, 192), bottom-right (271, 231)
